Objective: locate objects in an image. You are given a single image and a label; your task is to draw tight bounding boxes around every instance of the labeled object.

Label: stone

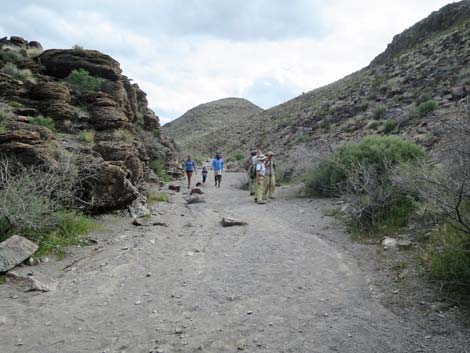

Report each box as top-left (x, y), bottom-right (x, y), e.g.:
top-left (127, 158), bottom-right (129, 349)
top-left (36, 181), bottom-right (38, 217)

top-left (190, 187), bottom-right (204, 195)
top-left (168, 185), bottom-right (181, 192)
top-left (221, 217), bottom-right (248, 227)
top-left (7, 270), bottom-right (58, 292)
top-left (0, 235), bottom-right (38, 272)
top-left (397, 239), bottom-right (413, 250)
top-left (382, 236), bottom-right (398, 250)
top-left (185, 196), bottom-right (206, 204)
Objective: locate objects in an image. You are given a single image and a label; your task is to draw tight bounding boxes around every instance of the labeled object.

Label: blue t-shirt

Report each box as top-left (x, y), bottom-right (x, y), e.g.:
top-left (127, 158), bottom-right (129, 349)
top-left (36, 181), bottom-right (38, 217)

top-left (211, 158), bottom-right (224, 171)
top-left (184, 160), bottom-right (196, 172)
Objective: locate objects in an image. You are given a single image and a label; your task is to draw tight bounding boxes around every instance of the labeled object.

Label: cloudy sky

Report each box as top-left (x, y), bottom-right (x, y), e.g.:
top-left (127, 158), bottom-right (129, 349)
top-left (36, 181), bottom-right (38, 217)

top-left (0, 0), bottom-right (454, 123)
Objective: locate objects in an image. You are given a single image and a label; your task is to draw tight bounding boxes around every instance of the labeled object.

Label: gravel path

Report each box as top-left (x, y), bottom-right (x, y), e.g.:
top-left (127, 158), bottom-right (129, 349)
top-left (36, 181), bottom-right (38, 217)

top-left (0, 173), bottom-right (468, 353)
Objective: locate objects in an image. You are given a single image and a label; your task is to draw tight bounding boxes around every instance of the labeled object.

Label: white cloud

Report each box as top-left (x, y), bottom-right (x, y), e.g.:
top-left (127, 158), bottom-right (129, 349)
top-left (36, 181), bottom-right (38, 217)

top-left (0, 0), bottom-right (454, 122)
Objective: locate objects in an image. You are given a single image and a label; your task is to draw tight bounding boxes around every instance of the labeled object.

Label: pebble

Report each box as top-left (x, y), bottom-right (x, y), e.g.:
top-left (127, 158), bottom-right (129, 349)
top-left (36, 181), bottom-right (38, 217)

top-left (246, 310), bottom-right (253, 315)
top-left (174, 327), bottom-right (184, 334)
top-left (135, 301), bottom-right (141, 305)
top-left (10, 295), bottom-right (18, 299)
top-left (146, 273), bottom-right (152, 277)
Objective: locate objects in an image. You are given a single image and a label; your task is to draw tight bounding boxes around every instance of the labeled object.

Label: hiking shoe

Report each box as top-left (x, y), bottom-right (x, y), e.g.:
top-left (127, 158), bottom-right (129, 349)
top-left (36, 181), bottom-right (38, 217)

top-left (250, 192), bottom-right (255, 196)
top-left (269, 196), bottom-right (276, 199)
top-left (257, 201), bottom-right (266, 204)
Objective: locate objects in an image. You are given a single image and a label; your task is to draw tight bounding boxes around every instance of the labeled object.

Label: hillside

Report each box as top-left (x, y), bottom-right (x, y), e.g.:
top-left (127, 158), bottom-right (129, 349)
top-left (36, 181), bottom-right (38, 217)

top-left (162, 97), bottom-right (262, 156)
top-left (193, 1), bottom-right (470, 172)
top-left (0, 37), bottom-right (176, 214)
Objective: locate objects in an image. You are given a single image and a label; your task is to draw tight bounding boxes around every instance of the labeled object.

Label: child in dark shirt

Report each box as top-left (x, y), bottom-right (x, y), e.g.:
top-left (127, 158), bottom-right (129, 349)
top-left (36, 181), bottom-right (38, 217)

top-left (202, 166), bottom-right (208, 183)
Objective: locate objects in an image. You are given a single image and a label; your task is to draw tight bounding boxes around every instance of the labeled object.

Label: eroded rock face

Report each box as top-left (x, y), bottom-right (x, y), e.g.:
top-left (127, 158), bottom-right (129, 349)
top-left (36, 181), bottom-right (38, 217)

top-left (0, 37), bottom-right (175, 213)
top-left (39, 49), bottom-right (122, 80)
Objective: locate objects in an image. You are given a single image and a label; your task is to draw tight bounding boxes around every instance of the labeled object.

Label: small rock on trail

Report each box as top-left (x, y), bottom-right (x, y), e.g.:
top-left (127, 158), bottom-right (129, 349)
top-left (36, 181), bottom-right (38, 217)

top-left (0, 235), bottom-right (38, 272)
top-left (221, 217), bottom-right (248, 227)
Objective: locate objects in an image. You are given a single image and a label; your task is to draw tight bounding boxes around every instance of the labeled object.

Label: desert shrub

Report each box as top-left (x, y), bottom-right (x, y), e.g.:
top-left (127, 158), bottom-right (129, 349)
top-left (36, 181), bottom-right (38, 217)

top-left (227, 152), bottom-right (245, 163)
top-left (319, 118), bottom-right (330, 131)
top-left (373, 105), bottom-right (386, 119)
top-left (26, 48), bottom-right (43, 59)
top-left (8, 101), bottom-right (23, 108)
top-left (72, 44), bottom-right (84, 51)
top-left (427, 225), bottom-right (470, 286)
top-left (383, 119), bottom-right (397, 133)
top-left (305, 135), bottom-right (425, 197)
top-left (0, 62), bottom-right (35, 83)
top-left (0, 157), bottom-right (95, 255)
top-left (30, 115), bottom-right (56, 132)
top-left (368, 120), bottom-right (381, 130)
top-left (0, 103), bottom-right (15, 122)
top-left (149, 159), bottom-right (170, 182)
top-left (147, 191), bottom-right (169, 204)
top-left (416, 99), bottom-right (438, 116)
top-left (65, 68), bottom-right (102, 93)
top-left (0, 49), bottom-right (22, 64)
top-left (114, 128), bottom-right (134, 143)
top-left (78, 130), bottom-right (94, 143)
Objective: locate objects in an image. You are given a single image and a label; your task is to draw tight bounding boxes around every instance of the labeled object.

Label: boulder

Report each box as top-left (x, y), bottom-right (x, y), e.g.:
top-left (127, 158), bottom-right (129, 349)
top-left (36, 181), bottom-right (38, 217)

top-left (31, 82), bottom-right (71, 102)
top-left (185, 196), bottom-right (206, 204)
top-left (221, 217), bottom-right (248, 227)
top-left (85, 93), bottom-right (129, 130)
top-left (39, 49), bottom-right (122, 80)
top-left (0, 235), bottom-right (38, 272)
top-left (382, 236), bottom-right (398, 251)
top-left (7, 270), bottom-right (58, 292)
top-left (397, 239), bottom-right (413, 250)
top-left (169, 185), bottom-right (181, 192)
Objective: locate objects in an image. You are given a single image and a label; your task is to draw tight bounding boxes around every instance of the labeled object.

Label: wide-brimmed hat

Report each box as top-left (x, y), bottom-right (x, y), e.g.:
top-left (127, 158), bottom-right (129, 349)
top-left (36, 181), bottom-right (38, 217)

top-left (266, 151), bottom-right (274, 156)
top-left (258, 154), bottom-right (267, 160)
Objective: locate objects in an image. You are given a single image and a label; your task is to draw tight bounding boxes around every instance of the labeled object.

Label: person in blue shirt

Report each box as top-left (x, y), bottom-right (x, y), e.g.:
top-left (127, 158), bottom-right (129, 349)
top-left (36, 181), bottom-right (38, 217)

top-left (183, 155), bottom-right (196, 189)
top-left (211, 152), bottom-right (224, 187)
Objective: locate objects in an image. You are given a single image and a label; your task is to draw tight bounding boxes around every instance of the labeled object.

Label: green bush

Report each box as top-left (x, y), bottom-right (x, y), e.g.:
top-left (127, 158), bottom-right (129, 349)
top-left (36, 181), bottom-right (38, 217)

top-left (416, 99), bottom-right (438, 116)
top-left (78, 130), bottom-right (94, 143)
top-left (149, 159), bottom-right (170, 182)
top-left (305, 135), bottom-right (426, 197)
top-left (0, 62), bottom-right (35, 83)
top-left (0, 49), bottom-right (22, 64)
top-left (383, 119), bottom-right (397, 134)
top-left (227, 152), bottom-right (245, 163)
top-left (65, 68), bottom-right (102, 93)
top-left (373, 105), bottom-right (386, 119)
top-left (30, 115), bottom-right (56, 132)
top-left (428, 224), bottom-right (470, 286)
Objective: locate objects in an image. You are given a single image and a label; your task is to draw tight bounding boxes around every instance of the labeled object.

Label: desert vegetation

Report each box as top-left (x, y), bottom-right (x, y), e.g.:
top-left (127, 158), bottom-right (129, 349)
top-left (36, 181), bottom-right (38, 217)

top-left (64, 68), bottom-right (102, 93)
top-left (305, 99), bottom-right (470, 288)
top-left (0, 62), bottom-right (36, 83)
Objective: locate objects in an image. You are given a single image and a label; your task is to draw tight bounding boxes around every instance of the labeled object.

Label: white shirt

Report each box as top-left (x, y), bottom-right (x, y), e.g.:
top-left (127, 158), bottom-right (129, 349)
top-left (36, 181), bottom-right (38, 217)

top-left (256, 161), bottom-right (266, 176)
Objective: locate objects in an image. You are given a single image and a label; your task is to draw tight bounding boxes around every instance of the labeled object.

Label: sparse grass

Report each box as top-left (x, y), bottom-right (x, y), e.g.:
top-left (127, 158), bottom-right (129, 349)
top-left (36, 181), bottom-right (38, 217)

top-left (227, 152), bottom-right (245, 163)
top-left (64, 68), bottom-right (102, 93)
top-left (30, 115), bottom-right (56, 132)
top-left (0, 124), bottom-right (6, 134)
top-left (319, 118), bottom-right (330, 131)
top-left (368, 120), bottom-right (381, 130)
top-left (8, 101), bottom-right (24, 108)
top-left (153, 129), bottom-right (161, 138)
top-left (148, 191), bottom-right (169, 204)
top-left (72, 44), bottom-right (84, 51)
top-left (78, 130), bottom-right (95, 143)
top-left (33, 211), bottom-right (96, 258)
top-left (114, 128), bottom-right (134, 143)
top-left (0, 62), bottom-right (35, 83)
top-left (416, 99), bottom-right (438, 116)
top-left (149, 159), bottom-right (170, 182)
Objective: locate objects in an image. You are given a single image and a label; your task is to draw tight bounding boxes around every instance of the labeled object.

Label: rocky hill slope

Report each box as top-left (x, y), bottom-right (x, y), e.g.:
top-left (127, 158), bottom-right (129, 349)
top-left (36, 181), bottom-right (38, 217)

top-left (162, 97), bottom-right (262, 156)
top-left (0, 36), bottom-right (176, 213)
top-left (191, 1), bottom-right (470, 173)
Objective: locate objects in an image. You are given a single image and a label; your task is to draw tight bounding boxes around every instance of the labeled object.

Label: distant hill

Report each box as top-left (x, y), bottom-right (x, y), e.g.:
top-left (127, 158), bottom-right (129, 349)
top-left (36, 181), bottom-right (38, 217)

top-left (192, 1), bottom-right (470, 174)
top-left (162, 97), bottom-right (262, 157)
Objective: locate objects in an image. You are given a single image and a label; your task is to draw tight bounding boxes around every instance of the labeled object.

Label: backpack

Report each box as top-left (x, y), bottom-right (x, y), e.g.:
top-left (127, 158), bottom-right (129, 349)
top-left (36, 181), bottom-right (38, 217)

top-left (249, 163), bottom-right (257, 178)
top-left (243, 157), bottom-right (252, 171)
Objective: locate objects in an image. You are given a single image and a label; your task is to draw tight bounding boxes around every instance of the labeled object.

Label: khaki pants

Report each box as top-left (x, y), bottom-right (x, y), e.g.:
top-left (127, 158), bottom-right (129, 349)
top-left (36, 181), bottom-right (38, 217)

top-left (264, 173), bottom-right (276, 198)
top-left (255, 176), bottom-right (266, 203)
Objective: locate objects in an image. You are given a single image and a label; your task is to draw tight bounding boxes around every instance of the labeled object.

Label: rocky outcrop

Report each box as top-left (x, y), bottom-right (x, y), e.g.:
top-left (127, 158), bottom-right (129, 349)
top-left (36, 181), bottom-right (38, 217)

top-left (0, 36), bottom-right (175, 212)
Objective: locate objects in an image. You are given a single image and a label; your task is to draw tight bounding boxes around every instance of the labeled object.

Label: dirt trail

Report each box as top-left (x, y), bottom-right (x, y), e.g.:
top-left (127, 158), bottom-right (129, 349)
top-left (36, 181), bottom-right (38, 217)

top-left (0, 173), bottom-right (468, 353)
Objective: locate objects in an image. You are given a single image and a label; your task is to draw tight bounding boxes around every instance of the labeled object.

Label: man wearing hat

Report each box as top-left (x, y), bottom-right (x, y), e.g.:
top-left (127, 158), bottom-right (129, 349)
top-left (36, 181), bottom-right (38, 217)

top-left (264, 151), bottom-right (276, 199)
top-left (255, 154), bottom-right (267, 204)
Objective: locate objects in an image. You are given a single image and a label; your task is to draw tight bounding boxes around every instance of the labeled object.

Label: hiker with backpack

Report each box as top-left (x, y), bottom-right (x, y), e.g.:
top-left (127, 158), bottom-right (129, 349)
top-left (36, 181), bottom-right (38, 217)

top-left (255, 154), bottom-right (267, 204)
top-left (244, 150), bottom-right (258, 196)
top-left (211, 152), bottom-right (224, 187)
top-left (264, 151), bottom-right (276, 199)
top-left (183, 155), bottom-right (197, 189)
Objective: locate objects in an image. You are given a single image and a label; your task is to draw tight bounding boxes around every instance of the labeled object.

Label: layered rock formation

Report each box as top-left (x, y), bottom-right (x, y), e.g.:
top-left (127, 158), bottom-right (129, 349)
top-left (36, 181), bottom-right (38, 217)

top-left (0, 37), bottom-right (175, 212)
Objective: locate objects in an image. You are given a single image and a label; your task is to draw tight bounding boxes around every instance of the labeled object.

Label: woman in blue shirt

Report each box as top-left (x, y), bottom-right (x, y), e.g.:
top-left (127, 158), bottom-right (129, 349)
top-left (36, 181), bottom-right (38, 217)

top-left (183, 155), bottom-right (196, 189)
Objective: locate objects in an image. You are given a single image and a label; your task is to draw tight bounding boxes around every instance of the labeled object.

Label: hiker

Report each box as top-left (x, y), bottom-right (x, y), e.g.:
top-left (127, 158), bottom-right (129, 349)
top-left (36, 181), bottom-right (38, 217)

top-left (244, 150), bottom-right (258, 196)
top-left (264, 151), bottom-right (276, 199)
top-left (211, 152), bottom-right (224, 187)
top-left (255, 154), bottom-right (267, 204)
top-left (201, 166), bottom-right (208, 183)
top-left (183, 155), bottom-right (196, 189)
